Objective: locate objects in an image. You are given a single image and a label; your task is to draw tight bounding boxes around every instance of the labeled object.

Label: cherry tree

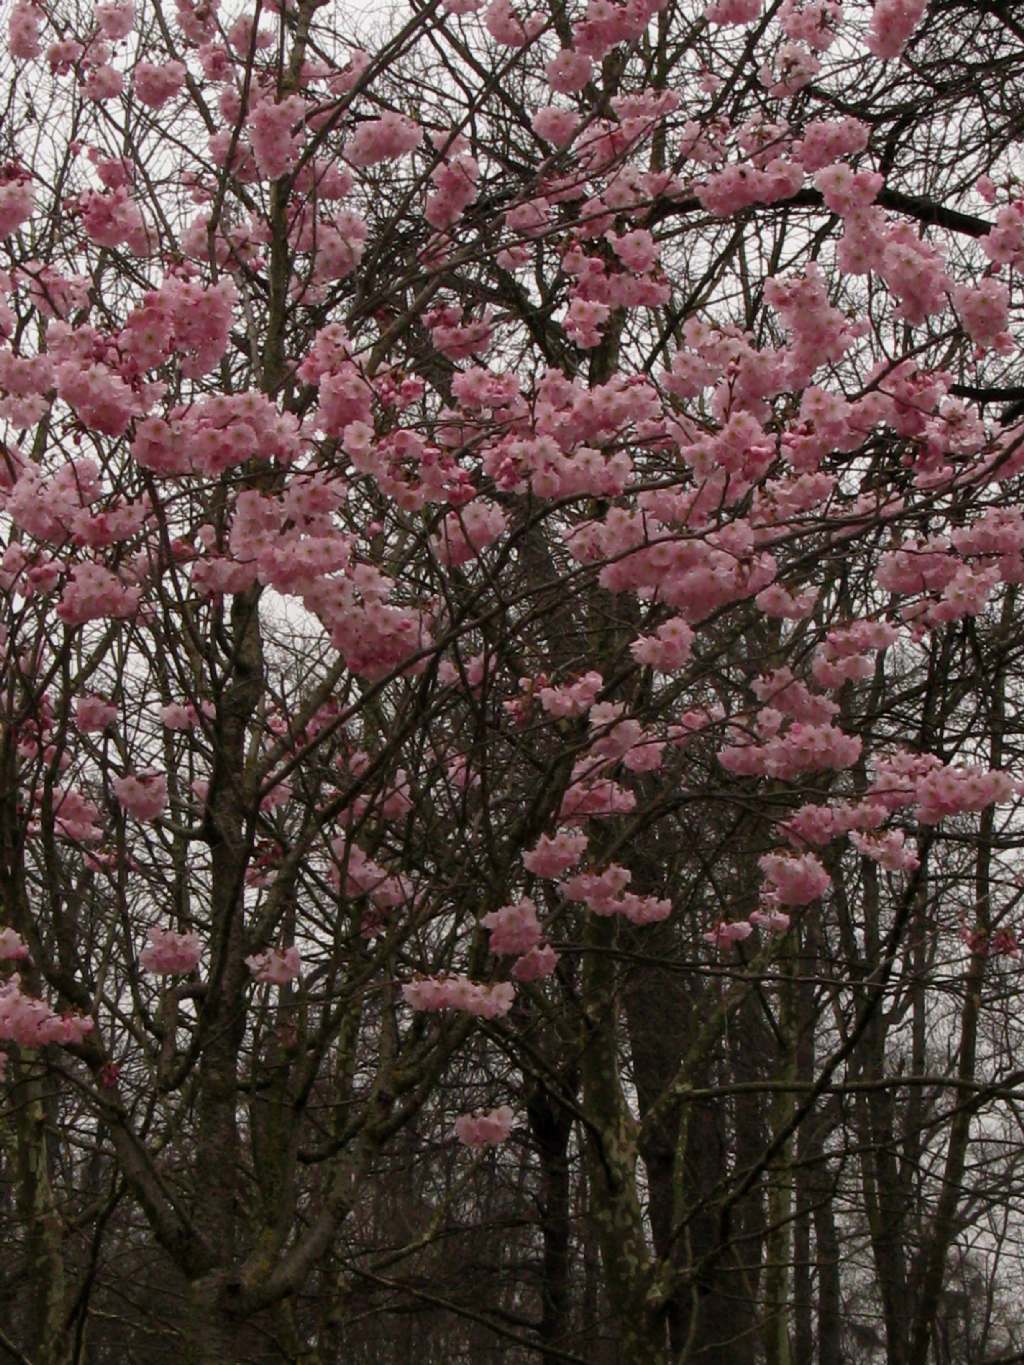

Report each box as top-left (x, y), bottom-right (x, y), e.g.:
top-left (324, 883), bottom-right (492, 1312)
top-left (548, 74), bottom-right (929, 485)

top-left (3, 0), bottom-right (1024, 1360)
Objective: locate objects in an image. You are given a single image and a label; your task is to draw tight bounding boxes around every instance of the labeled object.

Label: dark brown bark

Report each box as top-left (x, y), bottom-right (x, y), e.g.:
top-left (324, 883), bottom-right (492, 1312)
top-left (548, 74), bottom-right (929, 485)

top-left (527, 1079), bottom-right (575, 1362)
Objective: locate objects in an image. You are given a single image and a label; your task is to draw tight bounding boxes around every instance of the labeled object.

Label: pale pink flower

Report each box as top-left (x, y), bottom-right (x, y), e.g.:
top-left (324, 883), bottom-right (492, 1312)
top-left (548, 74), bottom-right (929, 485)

top-left (246, 946), bottom-right (301, 985)
top-left (454, 1105), bottom-right (515, 1146)
top-left (140, 927), bottom-right (201, 976)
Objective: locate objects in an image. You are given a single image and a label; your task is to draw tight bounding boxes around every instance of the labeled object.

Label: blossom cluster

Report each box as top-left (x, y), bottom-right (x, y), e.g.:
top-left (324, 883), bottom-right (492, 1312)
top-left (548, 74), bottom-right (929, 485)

top-left (703, 909), bottom-right (792, 951)
top-left (481, 898), bottom-right (559, 981)
top-left (246, 946), bottom-right (302, 985)
top-left (557, 863), bottom-right (672, 925)
top-left (402, 976), bottom-right (516, 1018)
top-left (0, 975), bottom-right (94, 1048)
top-left (140, 927), bottom-right (201, 975)
top-left (454, 1105), bottom-right (515, 1147)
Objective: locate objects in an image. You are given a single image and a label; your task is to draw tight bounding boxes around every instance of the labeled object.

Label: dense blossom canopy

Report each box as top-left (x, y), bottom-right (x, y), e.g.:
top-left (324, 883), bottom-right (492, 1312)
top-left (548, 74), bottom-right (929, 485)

top-left (3, 0), bottom-right (1024, 1360)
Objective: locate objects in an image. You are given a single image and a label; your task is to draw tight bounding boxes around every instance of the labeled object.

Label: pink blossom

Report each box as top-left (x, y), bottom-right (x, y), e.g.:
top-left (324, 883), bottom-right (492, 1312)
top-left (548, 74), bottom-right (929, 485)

top-left (532, 107), bottom-right (580, 146)
top-left (94, 2), bottom-right (135, 38)
top-left (704, 920), bottom-right (755, 948)
top-left (226, 15), bottom-right (273, 51)
top-left (760, 43), bottom-right (820, 97)
top-left (328, 47), bottom-right (370, 90)
top-left (564, 298), bottom-right (611, 347)
top-left (850, 830), bottom-right (920, 872)
top-left (779, 0), bottom-right (842, 50)
top-left (140, 926), bottom-right (201, 975)
top-left (246, 946), bottom-right (302, 984)
top-left (482, 898), bottom-right (542, 956)
top-left (952, 279), bottom-right (1012, 353)
top-left (433, 503), bottom-right (507, 565)
top-left (53, 788), bottom-right (104, 843)
top-left (47, 38), bottom-right (83, 72)
top-left (0, 175), bottom-right (33, 239)
top-left (402, 976), bottom-right (515, 1018)
top-left (608, 228), bottom-right (660, 274)
top-left (538, 672), bottom-right (603, 718)
top-left (8, 2), bottom-right (41, 59)
top-left (759, 851), bottom-right (831, 904)
top-left (573, 0), bottom-right (650, 57)
top-left (561, 863), bottom-right (671, 924)
top-left (523, 830), bottom-right (589, 878)
top-left (114, 771), bottom-right (168, 822)
top-left (133, 59), bottom-right (186, 108)
top-left (864, 0), bottom-right (926, 59)
top-left (547, 50), bottom-right (593, 93)
top-left (630, 618), bottom-right (694, 671)
top-left (56, 362), bottom-right (139, 436)
top-left (331, 838), bottom-right (410, 909)
top-left (558, 767), bottom-right (636, 822)
top-left (618, 893), bottom-right (672, 925)
top-left (75, 696), bottom-right (118, 732)
top-left (976, 174), bottom-right (997, 204)
top-left (718, 721), bottom-right (861, 780)
top-left (425, 150), bottom-right (479, 230)
top-left (914, 765), bottom-right (1013, 824)
top-left (260, 781), bottom-right (291, 813)
top-left (484, 0), bottom-right (543, 46)
top-left (512, 944), bottom-right (559, 981)
top-left (310, 212), bottom-right (367, 283)
top-left (0, 975), bottom-right (93, 1047)
top-left (704, 0), bottom-right (761, 21)
top-left (505, 198), bottom-right (551, 239)
top-left (58, 564), bottom-right (140, 625)
top-left (249, 95), bottom-right (306, 180)
top-left (346, 112), bottom-right (421, 166)
top-left (983, 201), bottom-right (1024, 270)
top-left (160, 703), bottom-right (199, 730)
top-left (877, 227), bottom-right (950, 324)
top-left (84, 64), bottom-right (124, 102)
top-left (749, 909), bottom-right (791, 933)
top-left (454, 1104), bottom-right (515, 1146)
top-left (961, 925), bottom-right (1019, 958)
top-left (0, 929), bottom-right (30, 961)
top-left (798, 118), bottom-right (869, 172)
top-left (752, 669), bottom-right (837, 725)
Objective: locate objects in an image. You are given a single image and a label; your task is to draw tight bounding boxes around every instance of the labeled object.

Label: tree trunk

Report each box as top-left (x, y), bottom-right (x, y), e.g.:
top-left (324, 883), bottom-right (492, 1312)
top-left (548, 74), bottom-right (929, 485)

top-left (186, 1274), bottom-right (245, 1365)
top-left (15, 1061), bottom-right (67, 1365)
top-left (580, 915), bottom-right (668, 1365)
top-left (528, 1080), bottom-right (575, 1362)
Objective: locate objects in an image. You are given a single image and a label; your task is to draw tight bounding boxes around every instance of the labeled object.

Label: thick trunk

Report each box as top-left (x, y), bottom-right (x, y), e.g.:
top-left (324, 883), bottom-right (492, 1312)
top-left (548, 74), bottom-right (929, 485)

top-left (859, 1076), bottom-right (911, 1365)
top-left (763, 941), bottom-right (798, 1365)
top-left (909, 633), bottom-right (1006, 1365)
top-left (678, 1099), bottom-right (759, 1362)
top-left (794, 935), bottom-right (842, 1365)
top-left (528, 1082), bottom-right (575, 1362)
top-left (625, 931), bottom-right (760, 1364)
top-left (185, 1274), bottom-right (245, 1365)
top-left (580, 915), bottom-right (668, 1365)
top-left (193, 586), bottom-right (265, 1273)
top-left (853, 855), bottom-right (910, 1365)
top-left (812, 1180), bottom-right (842, 1365)
top-left (15, 1062), bottom-right (67, 1365)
